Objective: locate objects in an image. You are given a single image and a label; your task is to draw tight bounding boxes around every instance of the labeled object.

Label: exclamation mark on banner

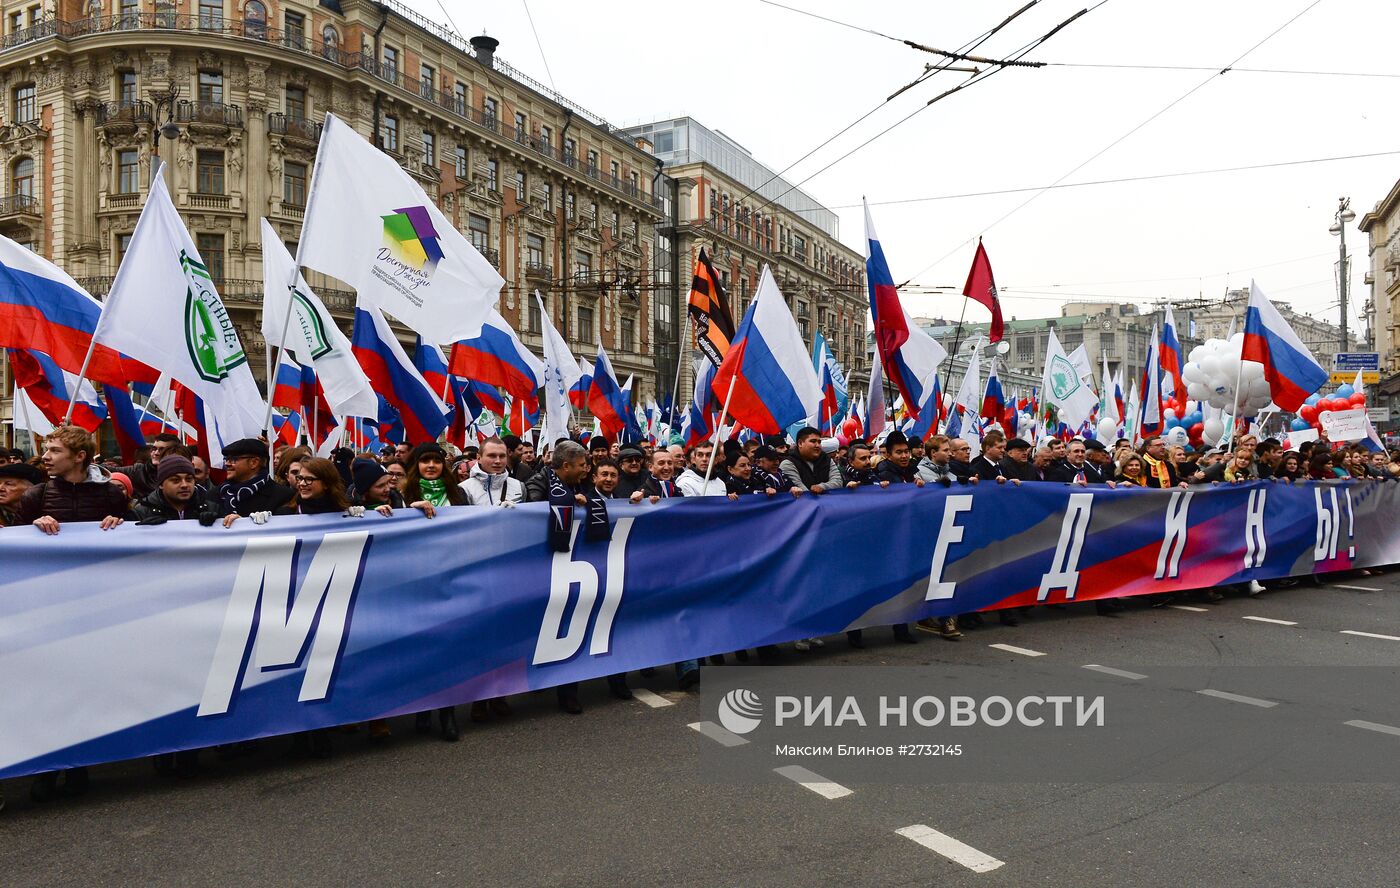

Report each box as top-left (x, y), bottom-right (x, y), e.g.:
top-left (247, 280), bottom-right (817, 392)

top-left (1344, 489), bottom-right (1356, 560)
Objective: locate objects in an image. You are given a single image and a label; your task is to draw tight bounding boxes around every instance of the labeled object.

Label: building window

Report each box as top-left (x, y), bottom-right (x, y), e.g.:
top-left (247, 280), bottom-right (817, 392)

top-left (467, 213), bottom-right (490, 253)
top-left (483, 97), bottom-right (498, 127)
top-left (576, 306), bottom-right (594, 340)
top-left (609, 160), bottom-right (619, 182)
top-left (420, 63), bottom-right (434, 96)
top-left (12, 157), bottom-right (34, 198)
top-left (563, 137), bottom-right (576, 162)
top-left (453, 146), bottom-right (468, 179)
top-left (197, 71), bottom-right (223, 104)
top-left (198, 0), bottom-right (223, 30)
top-left (12, 83), bottom-right (35, 123)
top-left (7, 11), bottom-right (20, 33)
top-left (610, 211), bottom-right (620, 237)
top-left (540, 125), bottom-right (552, 149)
top-left (117, 72), bottom-right (137, 105)
top-left (243, 0), bottom-right (266, 39)
top-left (588, 200), bottom-right (597, 222)
top-left (422, 131), bottom-right (435, 163)
top-left (196, 150), bottom-right (224, 194)
top-left (564, 191), bottom-right (575, 220)
top-left (526, 233), bottom-right (545, 267)
top-left (513, 111), bottom-right (527, 139)
top-left (621, 316), bottom-right (636, 353)
top-left (382, 45), bottom-right (398, 76)
top-left (117, 233), bottom-right (132, 267)
top-left (285, 86), bottom-right (306, 119)
top-left (453, 82), bottom-right (467, 113)
top-left (574, 250), bottom-right (591, 281)
top-left (541, 183), bottom-right (552, 213)
top-left (197, 234), bottom-right (225, 283)
top-left (528, 297), bottom-right (541, 334)
top-left (321, 24), bottom-right (339, 59)
top-left (586, 149), bottom-right (599, 173)
top-left (284, 11), bottom-right (305, 48)
top-left (628, 170), bottom-right (639, 192)
top-left (485, 158), bottom-right (498, 191)
top-left (382, 115), bottom-right (398, 152)
top-left (283, 160), bottom-right (307, 206)
top-left (515, 170), bottom-right (527, 201)
top-left (117, 150), bottom-right (139, 193)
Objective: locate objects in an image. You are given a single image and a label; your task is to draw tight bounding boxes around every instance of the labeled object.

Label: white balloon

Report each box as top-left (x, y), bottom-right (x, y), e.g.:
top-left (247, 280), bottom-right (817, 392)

top-left (1200, 356), bottom-right (1221, 378)
top-left (1240, 361), bottom-right (1264, 382)
top-left (1218, 356), bottom-right (1241, 384)
top-left (1097, 417), bottom-right (1119, 440)
top-left (1188, 346), bottom-right (1207, 365)
top-left (1167, 427), bottom-right (1189, 445)
top-left (1229, 332), bottom-right (1243, 346)
top-left (1248, 377), bottom-right (1270, 398)
top-left (1164, 408), bottom-right (1178, 421)
top-left (1203, 417), bottom-right (1224, 443)
top-left (1182, 362), bottom-right (1203, 383)
top-left (1208, 393), bottom-right (1228, 409)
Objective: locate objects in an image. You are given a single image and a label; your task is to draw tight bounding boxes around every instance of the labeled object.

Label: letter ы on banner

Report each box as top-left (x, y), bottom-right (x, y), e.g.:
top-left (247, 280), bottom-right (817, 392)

top-left (533, 517), bottom-right (635, 666)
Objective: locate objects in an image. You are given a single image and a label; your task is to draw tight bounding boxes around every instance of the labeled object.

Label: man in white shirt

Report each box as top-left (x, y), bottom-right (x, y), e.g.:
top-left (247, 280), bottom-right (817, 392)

top-left (460, 437), bottom-right (524, 506)
top-left (676, 441), bottom-right (728, 498)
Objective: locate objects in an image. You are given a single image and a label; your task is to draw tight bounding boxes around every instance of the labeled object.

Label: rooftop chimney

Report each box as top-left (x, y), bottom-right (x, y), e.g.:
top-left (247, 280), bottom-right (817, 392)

top-left (470, 34), bottom-right (499, 68)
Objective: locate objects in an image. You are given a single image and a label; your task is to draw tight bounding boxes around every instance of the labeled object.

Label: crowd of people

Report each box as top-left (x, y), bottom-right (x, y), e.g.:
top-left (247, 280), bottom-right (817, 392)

top-left (2, 421), bottom-right (1397, 812)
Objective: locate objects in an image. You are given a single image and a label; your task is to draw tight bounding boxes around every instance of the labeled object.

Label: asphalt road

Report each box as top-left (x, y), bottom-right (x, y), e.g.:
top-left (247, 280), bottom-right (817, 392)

top-left (4, 575), bottom-right (1400, 887)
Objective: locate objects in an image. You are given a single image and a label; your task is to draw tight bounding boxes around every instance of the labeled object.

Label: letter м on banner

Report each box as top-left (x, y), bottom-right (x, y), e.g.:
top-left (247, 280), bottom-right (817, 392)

top-left (198, 532), bottom-right (371, 717)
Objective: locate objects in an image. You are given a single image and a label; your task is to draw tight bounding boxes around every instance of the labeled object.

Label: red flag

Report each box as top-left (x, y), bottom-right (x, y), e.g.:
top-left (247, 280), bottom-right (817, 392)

top-left (961, 240), bottom-right (1004, 343)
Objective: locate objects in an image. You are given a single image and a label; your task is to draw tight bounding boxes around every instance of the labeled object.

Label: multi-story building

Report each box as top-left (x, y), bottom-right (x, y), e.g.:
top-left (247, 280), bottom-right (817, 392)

top-left (1193, 289), bottom-right (1358, 373)
top-left (0, 0), bottom-right (671, 442)
top-left (1359, 179), bottom-right (1400, 372)
top-left (622, 117), bottom-right (867, 402)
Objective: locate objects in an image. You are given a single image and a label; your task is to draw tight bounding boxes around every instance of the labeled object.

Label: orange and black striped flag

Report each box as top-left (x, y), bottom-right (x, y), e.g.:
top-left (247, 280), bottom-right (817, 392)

top-left (687, 248), bottom-right (736, 367)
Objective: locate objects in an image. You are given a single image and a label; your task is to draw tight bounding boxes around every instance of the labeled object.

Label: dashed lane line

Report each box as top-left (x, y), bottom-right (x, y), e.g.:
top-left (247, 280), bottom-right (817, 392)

top-left (987, 643), bottom-right (1045, 658)
top-left (1345, 720), bottom-right (1400, 737)
top-left (1082, 664), bottom-right (1147, 680)
top-left (896, 824), bottom-right (1005, 873)
top-left (1330, 584), bottom-right (1384, 592)
top-left (1241, 615), bottom-right (1299, 626)
top-left (1197, 689), bottom-right (1279, 708)
top-left (687, 721), bottom-right (749, 747)
top-left (1340, 629), bottom-right (1400, 641)
top-left (632, 688), bottom-right (674, 708)
top-left (1169, 605), bottom-right (1209, 612)
top-left (773, 765), bottom-right (853, 799)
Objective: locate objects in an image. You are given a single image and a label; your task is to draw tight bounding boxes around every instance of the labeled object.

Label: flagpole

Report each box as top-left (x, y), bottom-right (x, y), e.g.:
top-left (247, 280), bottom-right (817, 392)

top-left (17, 386), bottom-right (39, 453)
top-left (702, 374), bottom-right (738, 490)
top-left (1225, 307), bottom-right (1249, 454)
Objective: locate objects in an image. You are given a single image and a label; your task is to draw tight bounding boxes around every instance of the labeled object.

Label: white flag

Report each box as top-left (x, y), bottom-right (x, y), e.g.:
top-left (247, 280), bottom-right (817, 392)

top-left (536, 291), bottom-right (581, 446)
top-left (952, 345), bottom-right (982, 456)
top-left (94, 169), bottom-right (264, 463)
top-left (13, 387), bottom-right (55, 436)
top-left (260, 219), bottom-right (377, 418)
top-left (1043, 329), bottom-right (1098, 430)
top-left (298, 113), bottom-right (502, 344)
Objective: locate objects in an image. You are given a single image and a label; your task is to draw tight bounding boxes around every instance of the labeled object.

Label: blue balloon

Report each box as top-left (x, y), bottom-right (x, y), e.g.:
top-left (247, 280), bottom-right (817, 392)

top-left (1291, 418), bottom-right (1310, 431)
top-left (1336, 384), bottom-right (1354, 399)
top-left (1304, 393), bottom-right (1320, 406)
top-left (1185, 411), bottom-right (1203, 426)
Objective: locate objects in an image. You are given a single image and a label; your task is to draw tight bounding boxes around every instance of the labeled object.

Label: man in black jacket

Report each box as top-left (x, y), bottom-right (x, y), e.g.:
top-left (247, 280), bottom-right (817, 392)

top-left (614, 444), bottom-right (650, 499)
top-left (132, 456), bottom-right (218, 524)
top-left (780, 427), bottom-right (843, 495)
top-left (1048, 439), bottom-right (1115, 486)
top-left (217, 438), bottom-right (293, 525)
top-left (998, 438), bottom-right (1037, 482)
top-left (876, 431), bottom-right (925, 486)
top-left (967, 431), bottom-right (1011, 483)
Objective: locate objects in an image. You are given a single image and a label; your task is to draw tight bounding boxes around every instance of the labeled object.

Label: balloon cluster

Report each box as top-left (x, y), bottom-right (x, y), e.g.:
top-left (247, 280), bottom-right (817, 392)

top-left (1182, 334), bottom-right (1273, 416)
top-left (1289, 386), bottom-right (1366, 432)
top-left (1161, 401), bottom-right (1205, 448)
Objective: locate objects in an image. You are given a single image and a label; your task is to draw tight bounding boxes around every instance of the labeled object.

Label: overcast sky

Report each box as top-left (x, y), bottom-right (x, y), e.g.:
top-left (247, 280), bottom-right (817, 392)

top-left (414, 0), bottom-right (1399, 334)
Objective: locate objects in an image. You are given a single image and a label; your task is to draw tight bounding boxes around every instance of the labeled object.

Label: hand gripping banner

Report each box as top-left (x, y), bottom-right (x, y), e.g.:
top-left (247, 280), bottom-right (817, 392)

top-left (1, 480), bottom-right (1395, 778)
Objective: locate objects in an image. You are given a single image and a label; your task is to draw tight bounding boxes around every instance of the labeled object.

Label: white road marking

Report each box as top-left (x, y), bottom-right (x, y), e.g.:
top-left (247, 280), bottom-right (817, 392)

top-left (1340, 629), bottom-right (1400, 642)
top-left (1345, 719), bottom-right (1400, 737)
top-left (1082, 664), bottom-right (1147, 680)
top-left (687, 721), bottom-right (749, 747)
top-left (896, 824), bottom-right (1005, 873)
top-left (773, 765), bottom-right (853, 799)
top-left (1331, 584), bottom-right (1383, 592)
top-left (1169, 605), bottom-right (1209, 612)
top-left (1242, 615), bottom-right (1298, 626)
top-left (988, 643), bottom-right (1045, 658)
top-left (1197, 689), bottom-right (1279, 708)
top-left (632, 688), bottom-right (674, 708)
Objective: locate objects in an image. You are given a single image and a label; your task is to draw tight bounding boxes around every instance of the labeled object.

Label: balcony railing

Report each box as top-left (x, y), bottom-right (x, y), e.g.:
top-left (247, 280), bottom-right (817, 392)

top-left (4, 12), bottom-right (664, 211)
top-left (96, 100), bottom-right (152, 127)
top-left (267, 112), bottom-right (321, 143)
top-left (189, 193), bottom-right (231, 209)
top-left (479, 248), bottom-right (500, 268)
top-left (105, 192), bottom-right (141, 209)
top-left (176, 101), bottom-right (243, 128)
top-left (0, 194), bottom-right (40, 217)
top-left (526, 261), bottom-right (553, 280)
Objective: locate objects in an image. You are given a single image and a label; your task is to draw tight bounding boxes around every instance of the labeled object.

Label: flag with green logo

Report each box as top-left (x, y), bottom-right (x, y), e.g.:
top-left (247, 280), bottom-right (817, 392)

top-left (1040, 328), bottom-right (1098, 430)
top-left (94, 170), bottom-right (265, 463)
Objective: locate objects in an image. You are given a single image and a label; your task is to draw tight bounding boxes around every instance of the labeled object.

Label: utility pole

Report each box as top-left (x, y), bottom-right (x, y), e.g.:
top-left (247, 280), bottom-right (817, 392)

top-left (1331, 197), bottom-right (1357, 352)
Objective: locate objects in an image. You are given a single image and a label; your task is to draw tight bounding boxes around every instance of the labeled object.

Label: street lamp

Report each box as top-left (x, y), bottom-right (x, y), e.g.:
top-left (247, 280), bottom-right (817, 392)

top-left (149, 81), bottom-right (181, 157)
top-left (1330, 197), bottom-right (1356, 353)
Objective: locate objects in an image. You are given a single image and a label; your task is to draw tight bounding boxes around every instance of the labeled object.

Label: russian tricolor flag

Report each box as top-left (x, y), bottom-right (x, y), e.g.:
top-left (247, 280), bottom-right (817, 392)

top-left (980, 358), bottom-right (1006, 427)
top-left (864, 204), bottom-right (947, 420)
top-left (270, 351), bottom-right (305, 412)
top-left (587, 346), bottom-right (630, 442)
top-left (352, 307), bottom-right (450, 444)
top-left (272, 410), bottom-right (303, 446)
top-left (448, 309), bottom-right (544, 410)
top-left (102, 384), bottom-right (146, 463)
top-left (1160, 304), bottom-right (1186, 406)
top-left (712, 266), bottom-right (821, 435)
top-left (1138, 323), bottom-right (1165, 440)
top-left (1241, 281), bottom-right (1327, 411)
top-left (7, 347), bottom-right (108, 431)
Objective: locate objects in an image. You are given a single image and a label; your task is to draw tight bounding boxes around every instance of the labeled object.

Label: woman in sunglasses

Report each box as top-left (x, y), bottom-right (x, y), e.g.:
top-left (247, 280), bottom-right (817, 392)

top-left (277, 457), bottom-right (351, 515)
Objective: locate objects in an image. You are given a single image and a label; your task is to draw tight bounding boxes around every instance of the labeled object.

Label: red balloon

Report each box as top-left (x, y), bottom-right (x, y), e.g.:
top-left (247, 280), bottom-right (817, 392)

top-left (1189, 422), bottom-right (1204, 436)
top-left (841, 417), bottom-right (861, 438)
top-left (1316, 399), bottom-right (1335, 413)
top-left (1300, 405), bottom-right (1318, 423)
top-left (1349, 392), bottom-right (1366, 407)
